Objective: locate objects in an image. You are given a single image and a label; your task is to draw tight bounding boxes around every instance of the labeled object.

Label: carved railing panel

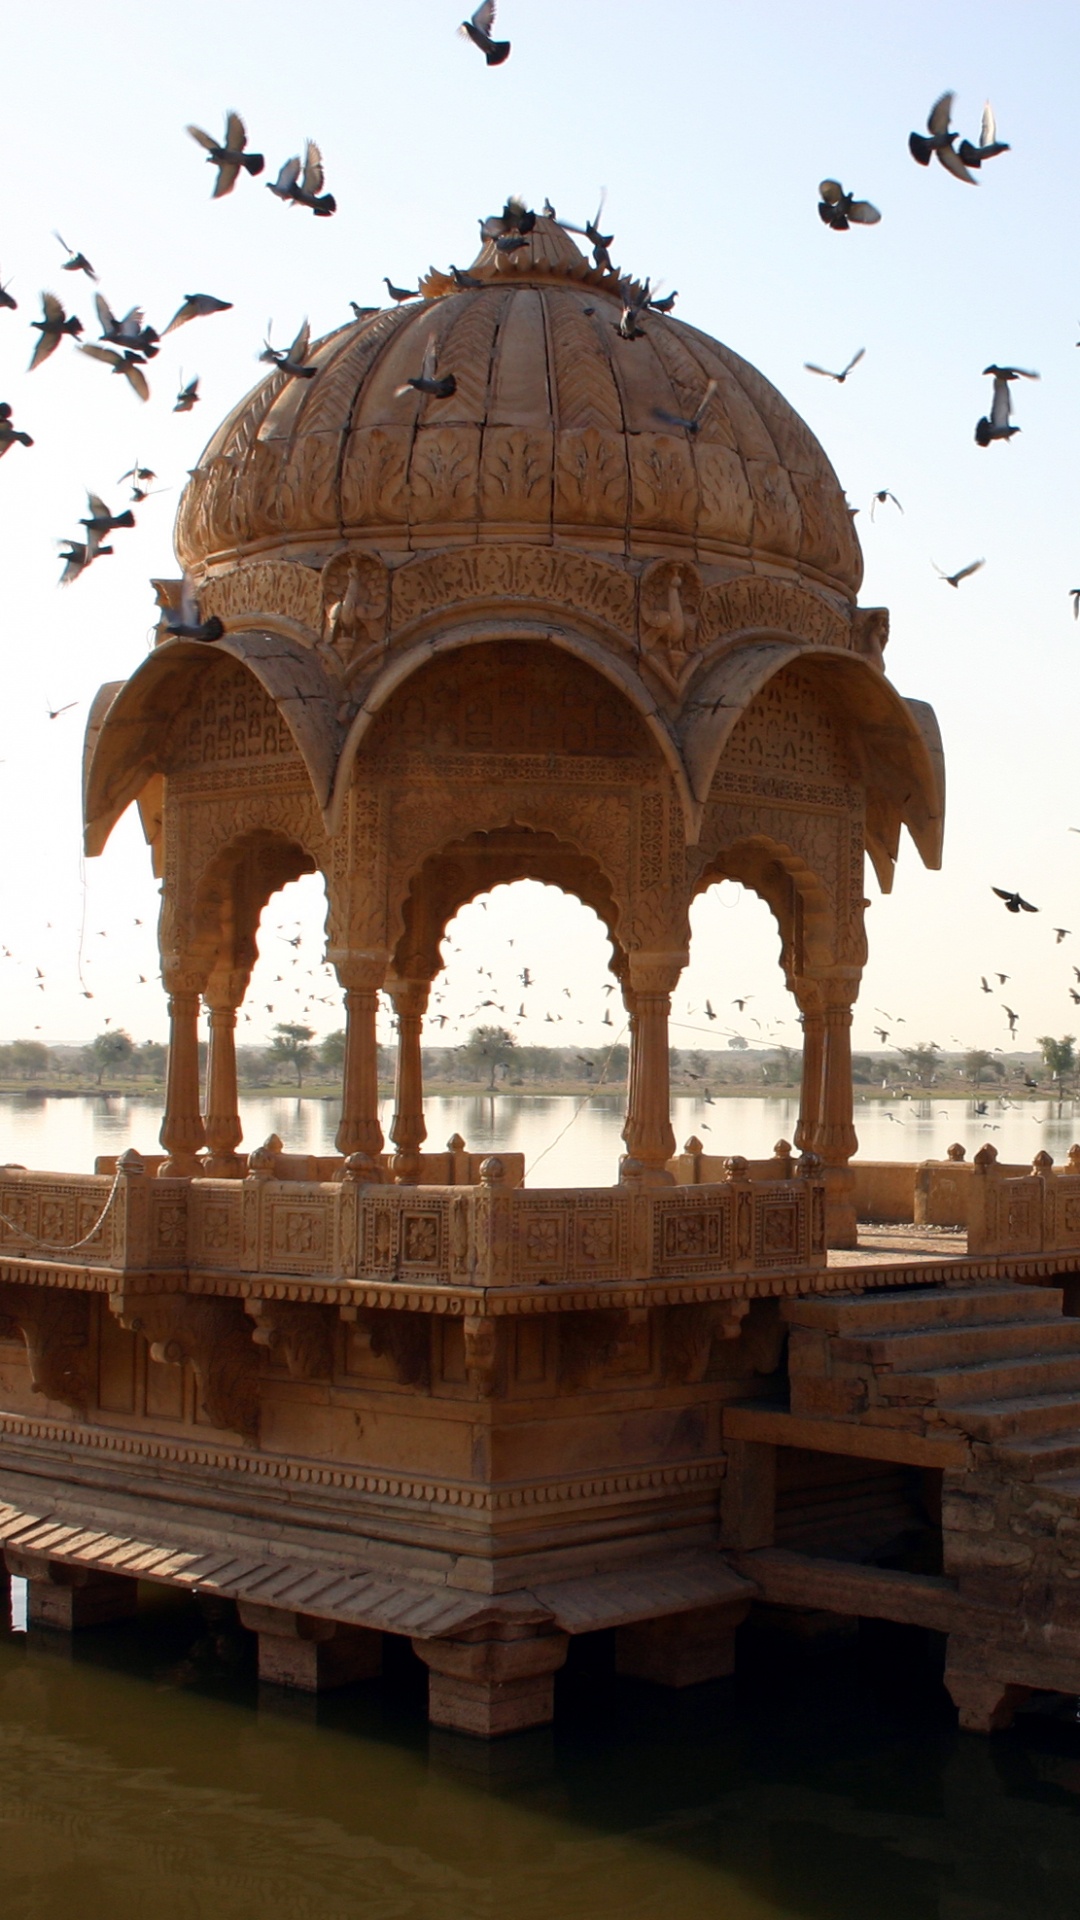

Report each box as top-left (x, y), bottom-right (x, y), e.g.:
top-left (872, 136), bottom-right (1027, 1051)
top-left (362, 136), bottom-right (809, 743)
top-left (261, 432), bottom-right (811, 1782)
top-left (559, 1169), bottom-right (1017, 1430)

top-left (0, 1168), bottom-right (826, 1288)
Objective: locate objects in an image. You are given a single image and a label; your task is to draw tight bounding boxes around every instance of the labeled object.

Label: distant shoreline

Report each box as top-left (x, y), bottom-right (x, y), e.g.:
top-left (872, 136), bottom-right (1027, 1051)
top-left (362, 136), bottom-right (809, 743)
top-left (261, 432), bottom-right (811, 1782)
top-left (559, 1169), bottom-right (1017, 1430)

top-left (0, 1081), bottom-right (1071, 1106)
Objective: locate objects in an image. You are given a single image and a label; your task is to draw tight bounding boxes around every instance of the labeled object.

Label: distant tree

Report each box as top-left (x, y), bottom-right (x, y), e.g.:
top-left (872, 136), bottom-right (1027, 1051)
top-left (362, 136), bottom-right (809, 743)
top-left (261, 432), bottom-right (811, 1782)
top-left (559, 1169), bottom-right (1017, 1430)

top-left (269, 1022), bottom-right (316, 1088)
top-left (900, 1043), bottom-right (941, 1088)
top-left (8, 1039), bottom-right (49, 1080)
top-left (134, 1040), bottom-right (167, 1080)
top-left (463, 1025), bottom-right (517, 1090)
top-left (85, 1030), bottom-right (135, 1086)
top-left (727, 1035), bottom-right (749, 1051)
top-left (1037, 1035), bottom-right (1076, 1095)
top-left (963, 1048), bottom-right (995, 1089)
top-left (320, 1029), bottom-right (347, 1073)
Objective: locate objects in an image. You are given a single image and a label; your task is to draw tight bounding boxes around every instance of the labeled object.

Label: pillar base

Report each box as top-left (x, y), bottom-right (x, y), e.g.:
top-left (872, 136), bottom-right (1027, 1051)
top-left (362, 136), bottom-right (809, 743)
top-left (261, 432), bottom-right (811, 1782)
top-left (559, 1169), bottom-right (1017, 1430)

top-left (202, 1152), bottom-right (244, 1179)
top-left (160, 1155), bottom-right (203, 1179)
top-left (237, 1603), bottom-right (382, 1692)
top-left (618, 1155), bottom-right (675, 1190)
top-left (822, 1165), bottom-right (857, 1249)
top-left (615, 1600), bottom-right (749, 1687)
top-left (4, 1552), bottom-right (138, 1631)
top-left (945, 1642), bottom-right (1031, 1731)
top-left (412, 1626), bottom-right (568, 1738)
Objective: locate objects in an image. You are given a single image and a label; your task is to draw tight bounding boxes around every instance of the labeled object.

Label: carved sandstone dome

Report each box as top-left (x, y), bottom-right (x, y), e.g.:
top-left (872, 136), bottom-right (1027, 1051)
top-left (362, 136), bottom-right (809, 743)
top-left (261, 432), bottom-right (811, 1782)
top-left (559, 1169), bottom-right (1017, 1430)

top-left (176, 216), bottom-right (862, 599)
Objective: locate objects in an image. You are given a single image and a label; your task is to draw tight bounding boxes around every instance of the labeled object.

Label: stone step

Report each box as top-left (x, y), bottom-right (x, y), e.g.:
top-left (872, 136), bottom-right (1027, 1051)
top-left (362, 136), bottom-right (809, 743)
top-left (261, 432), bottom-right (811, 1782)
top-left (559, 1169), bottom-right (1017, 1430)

top-left (993, 1432), bottom-right (1080, 1479)
top-left (836, 1318), bottom-right (1080, 1373)
top-left (942, 1392), bottom-right (1080, 1443)
top-left (786, 1285), bottom-right (1063, 1337)
top-left (898, 1352), bottom-right (1080, 1407)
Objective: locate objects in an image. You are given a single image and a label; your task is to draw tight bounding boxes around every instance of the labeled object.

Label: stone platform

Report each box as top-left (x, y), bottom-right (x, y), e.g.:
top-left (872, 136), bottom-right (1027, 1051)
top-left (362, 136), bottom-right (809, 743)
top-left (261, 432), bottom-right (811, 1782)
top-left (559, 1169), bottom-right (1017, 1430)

top-left (2, 1148), bottom-right (1080, 1736)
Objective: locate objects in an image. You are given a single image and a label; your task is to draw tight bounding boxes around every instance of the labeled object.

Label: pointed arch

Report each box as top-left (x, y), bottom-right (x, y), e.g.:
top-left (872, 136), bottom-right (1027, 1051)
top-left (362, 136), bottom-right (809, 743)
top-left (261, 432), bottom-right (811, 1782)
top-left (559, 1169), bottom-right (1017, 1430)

top-left (83, 633), bottom-right (340, 857)
top-left (680, 640), bottom-right (944, 886)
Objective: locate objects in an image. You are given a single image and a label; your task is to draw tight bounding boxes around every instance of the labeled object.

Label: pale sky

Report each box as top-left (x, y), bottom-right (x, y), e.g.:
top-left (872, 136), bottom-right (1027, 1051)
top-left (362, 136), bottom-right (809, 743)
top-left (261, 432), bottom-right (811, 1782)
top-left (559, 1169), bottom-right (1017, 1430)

top-left (2, 0), bottom-right (1079, 1060)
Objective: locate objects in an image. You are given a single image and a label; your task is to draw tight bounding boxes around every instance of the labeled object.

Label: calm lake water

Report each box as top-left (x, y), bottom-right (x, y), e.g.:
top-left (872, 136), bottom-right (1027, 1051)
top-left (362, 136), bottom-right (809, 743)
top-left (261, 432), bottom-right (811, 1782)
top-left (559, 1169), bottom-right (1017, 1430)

top-left (6, 1091), bottom-right (1080, 1918)
top-left (2, 1090), bottom-right (1078, 1185)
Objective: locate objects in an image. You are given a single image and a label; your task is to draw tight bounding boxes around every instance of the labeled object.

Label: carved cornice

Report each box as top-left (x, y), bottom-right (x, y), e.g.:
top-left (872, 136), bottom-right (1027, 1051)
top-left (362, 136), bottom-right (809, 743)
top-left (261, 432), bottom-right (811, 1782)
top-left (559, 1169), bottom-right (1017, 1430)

top-left (389, 544), bottom-right (636, 641)
top-left (0, 1409), bottom-right (725, 1511)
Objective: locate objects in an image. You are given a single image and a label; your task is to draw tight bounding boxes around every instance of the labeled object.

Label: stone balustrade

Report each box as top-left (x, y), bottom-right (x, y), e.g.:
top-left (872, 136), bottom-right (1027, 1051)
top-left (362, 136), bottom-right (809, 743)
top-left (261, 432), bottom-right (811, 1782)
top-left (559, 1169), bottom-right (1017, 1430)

top-left (967, 1146), bottom-right (1080, 1258)
top-left (0, 1151), bottom-right (826, 1288)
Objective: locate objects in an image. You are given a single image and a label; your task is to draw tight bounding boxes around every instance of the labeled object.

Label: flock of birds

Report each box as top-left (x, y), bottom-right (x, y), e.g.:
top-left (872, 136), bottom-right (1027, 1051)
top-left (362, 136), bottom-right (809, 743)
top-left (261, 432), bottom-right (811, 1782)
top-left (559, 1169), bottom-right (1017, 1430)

top-left (2, 25), bottom-right (1077, 1092)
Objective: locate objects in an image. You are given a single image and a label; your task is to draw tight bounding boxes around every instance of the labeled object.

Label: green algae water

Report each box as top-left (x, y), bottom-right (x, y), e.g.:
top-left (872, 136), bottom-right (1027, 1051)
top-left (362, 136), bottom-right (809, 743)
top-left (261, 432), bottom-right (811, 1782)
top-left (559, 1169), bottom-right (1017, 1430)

top-left (4, 1588), bottom-right (1080, 1920)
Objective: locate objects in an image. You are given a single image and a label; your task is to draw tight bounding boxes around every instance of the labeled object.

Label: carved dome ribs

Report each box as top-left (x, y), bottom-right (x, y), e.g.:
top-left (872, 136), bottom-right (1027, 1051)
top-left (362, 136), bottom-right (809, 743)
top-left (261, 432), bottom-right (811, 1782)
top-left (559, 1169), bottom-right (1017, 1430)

top-left (176, 219), bottom-right (862, 598)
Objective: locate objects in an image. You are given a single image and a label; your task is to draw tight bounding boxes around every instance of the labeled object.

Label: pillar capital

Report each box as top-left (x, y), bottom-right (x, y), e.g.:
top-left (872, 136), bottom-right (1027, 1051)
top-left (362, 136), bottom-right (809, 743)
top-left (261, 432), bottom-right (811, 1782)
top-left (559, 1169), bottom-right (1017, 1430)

top-left (204, 966), bottom-right (251, 1013)
top-left (626, 951), bottom-right (687, 996)
top-left (328, 950), bottom-right (389, 996)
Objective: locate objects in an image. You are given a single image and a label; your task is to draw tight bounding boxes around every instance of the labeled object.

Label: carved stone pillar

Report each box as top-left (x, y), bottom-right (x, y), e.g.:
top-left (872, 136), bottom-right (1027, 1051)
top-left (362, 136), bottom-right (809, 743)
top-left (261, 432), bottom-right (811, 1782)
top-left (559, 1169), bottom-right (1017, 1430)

top-left (615, 1598), bottom-right (751, 1687)
top-left (203, 968), bottom-right (248, 1177)
top-left (237, 1602), bottom-right (382, 1692)
top-left (620, 955), bottom-right (683, 1186)
top-left (793, 983), bottom-right (824, 1155)
top-left (159, 968), bottom-right (206, 1176)
top-left (4, 1550), bottom-right (138, 1631)
top-left (812, 974), bottom-right (860, 1249)
top-left (388, 979), bottom-right (430, 1184)
top-left (412, 1624), bottom-right (569, 1738)
top-left (332, 955), bottom-right (387, 1160)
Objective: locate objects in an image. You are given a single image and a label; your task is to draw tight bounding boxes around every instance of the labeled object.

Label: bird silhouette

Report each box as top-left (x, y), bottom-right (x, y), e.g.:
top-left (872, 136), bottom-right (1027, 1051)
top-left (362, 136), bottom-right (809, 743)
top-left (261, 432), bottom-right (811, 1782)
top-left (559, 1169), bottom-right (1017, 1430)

top-left (94, 294), bottom-right (159, 358)
top-left (57, 540), bottom-right (112, 586)
top-left (993, 888), bottom-right (1038, 914)
top-left (0, 403), bottom-right (32, 457)
top-left (267, 142), bottom-right (336, 216)
top-left (162, 574), bottom-right (223, 643)
top-left (395, 337), bottom-right (456, 399)
top-left (79, 343), bottom-right (150, 402)
top-left (260, 319), bottom-right (316, 380)
top-left (975, 365), bottom-right (1038, 447)
top-left (45, 701), bottom-right (76, 719)
top-left (958, 101), bottom-right (1010, 170)
top-left (0, 273), bottom-right (16, 311)
top-left (817, 181), bottom-right (880, 229)
top-left (81, 493), bottom-right (136, 541)
top-left (54, 234), bottom-right (97, 279)
top-left (1055, 928), bottom-right (1071, 943)
top-left (174, 375), bottom-right (200, 412)
top-left (934, 558), bottom-right (984, 588)
top-left (805, 348), bottom-right (865, 383)
top-left (980, 976), bottom-right (992, 993)
top-left (383, 278), bottom-right (419, 303)
top-left (1003, 1006), bottom-right (1019, 1034)
top-left (870, 490), bottom-right (903, 518)
top-left (164, 293), bottom-right (232, 335)
top-left (460, 1), bottom-right (510, 65)
top-left (29, 293), bottom-right (83, 370)
top-left (908, 93), bottom-right (977, 183)
top-left (653, 379), bottom-right (718, 435)
top-left (187, 112), bottom-right (264, 197)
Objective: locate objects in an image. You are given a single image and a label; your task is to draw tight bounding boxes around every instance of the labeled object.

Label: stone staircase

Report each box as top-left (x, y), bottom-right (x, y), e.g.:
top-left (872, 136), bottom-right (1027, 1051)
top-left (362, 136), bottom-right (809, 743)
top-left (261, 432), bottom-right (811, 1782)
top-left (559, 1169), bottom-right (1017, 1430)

top-left (786, 1282), bottom-right (1080, 1450)
top-left (782, 1281), bottom-right (1080, 1725)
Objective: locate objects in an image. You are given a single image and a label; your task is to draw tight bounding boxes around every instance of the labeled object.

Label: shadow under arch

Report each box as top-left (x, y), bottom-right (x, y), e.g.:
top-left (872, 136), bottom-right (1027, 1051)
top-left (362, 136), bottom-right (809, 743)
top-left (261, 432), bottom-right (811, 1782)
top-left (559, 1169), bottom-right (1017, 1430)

top-left (390, 825), bottom-right (626, 986)
top-left (329, 618), bottom-right (694, 840)
top-left (690, 831), bottom-right (842, 985)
